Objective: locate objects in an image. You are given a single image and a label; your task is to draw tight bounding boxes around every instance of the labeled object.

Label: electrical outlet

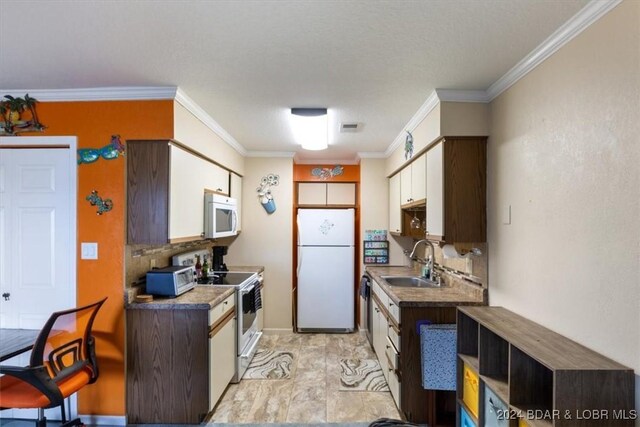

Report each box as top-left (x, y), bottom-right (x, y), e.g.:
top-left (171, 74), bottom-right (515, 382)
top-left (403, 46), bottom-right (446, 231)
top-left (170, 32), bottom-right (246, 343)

top-left (81, 242), bottom-right (98, 260)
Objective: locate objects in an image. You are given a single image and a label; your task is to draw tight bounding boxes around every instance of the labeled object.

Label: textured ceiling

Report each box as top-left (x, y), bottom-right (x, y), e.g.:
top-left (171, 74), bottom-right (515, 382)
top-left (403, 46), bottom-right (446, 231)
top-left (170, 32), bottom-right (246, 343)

top-left (0, 0), bottom-right (589, 161)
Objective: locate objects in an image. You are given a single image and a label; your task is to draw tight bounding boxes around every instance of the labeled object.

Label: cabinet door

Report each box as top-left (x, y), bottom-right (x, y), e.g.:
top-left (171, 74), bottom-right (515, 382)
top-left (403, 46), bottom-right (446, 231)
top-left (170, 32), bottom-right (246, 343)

top-left (400, 166), bottom-right (412, 205)
top-left (378, 310), bottom-right (389, 381)
top-left (230, 172), bottom-right (242, 232)
top-left (298, 183), bottom-right (327, 205)
top-left (372, 299), bottom-right (381, 357)
top-left (326, 183), bottom-right (356, 205)
top-left (389, 174), bottom-right (401, 234)
top-left (169, 145), bottom-right (208, 241)
top-left (210, 163), bottom-right (230, 195)
top-left (426, 141), bottom-right (444, 238)
top-left (209, 316), bottom-right (236, 409)
top-left (411, 153), bottom-right (426, 202)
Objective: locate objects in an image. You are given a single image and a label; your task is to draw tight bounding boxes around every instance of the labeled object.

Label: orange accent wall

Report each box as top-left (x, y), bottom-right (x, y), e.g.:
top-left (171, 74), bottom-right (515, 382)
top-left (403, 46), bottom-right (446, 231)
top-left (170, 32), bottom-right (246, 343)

top-left (293, 164), bottom-right (360, 182)
top-left (28, 100), bottom-right (174, 415)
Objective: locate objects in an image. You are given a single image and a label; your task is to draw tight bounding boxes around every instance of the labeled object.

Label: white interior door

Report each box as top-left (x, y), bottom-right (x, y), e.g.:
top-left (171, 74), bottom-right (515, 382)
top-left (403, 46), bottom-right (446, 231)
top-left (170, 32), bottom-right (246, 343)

top-left (0, 137), bottom-right (77, 420)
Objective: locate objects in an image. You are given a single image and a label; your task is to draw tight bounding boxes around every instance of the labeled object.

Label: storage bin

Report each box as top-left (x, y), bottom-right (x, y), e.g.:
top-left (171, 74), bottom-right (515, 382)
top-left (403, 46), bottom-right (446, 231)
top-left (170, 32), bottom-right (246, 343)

top-left (420, 323), bottom-right (456, 390)
top-left (484, 385), bottom-right (509, 427)
top-left (462, 363), bottom-right (480, 418)
top-left (460, 405), bottom-right (476, 427)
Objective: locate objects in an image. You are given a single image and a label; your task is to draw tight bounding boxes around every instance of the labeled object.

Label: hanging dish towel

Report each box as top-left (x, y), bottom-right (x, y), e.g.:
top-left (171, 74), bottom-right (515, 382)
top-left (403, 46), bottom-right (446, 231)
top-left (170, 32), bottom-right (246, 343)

top-left (420, 323), bottom-right (457, 391)
top-left (254, 280), bottom-right (263, 311)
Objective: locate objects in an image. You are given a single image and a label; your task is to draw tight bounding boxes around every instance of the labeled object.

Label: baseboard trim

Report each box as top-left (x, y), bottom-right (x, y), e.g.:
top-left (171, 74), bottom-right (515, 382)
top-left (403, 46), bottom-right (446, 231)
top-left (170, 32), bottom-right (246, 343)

top-left (262, 328), bottom-right (293, 335)
top-left (78, 414), bottom-right (126, 426)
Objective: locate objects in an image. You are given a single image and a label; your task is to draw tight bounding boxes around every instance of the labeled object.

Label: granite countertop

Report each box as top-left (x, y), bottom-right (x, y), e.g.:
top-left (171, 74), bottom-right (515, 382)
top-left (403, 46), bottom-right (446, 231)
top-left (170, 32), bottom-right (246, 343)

top-left (365, 265), bottom-right (486, 307)
top-left (127, 285), bottom-right (235, 310)
top-left (226, 265), bottom-right (264, 274)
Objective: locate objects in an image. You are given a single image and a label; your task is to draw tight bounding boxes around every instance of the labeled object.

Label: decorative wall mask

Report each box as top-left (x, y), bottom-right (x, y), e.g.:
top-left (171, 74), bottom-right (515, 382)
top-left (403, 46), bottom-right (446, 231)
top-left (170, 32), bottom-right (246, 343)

top-left (311, 165), bottom-right (344, 180)
top-left (404, 131), bottom-right (414, 160)
top-left (257, 174), bottom-right (279, 214)
top-left (86, 190), bottom-right (113, 215)
top-left (77, 135), bottom-right (125, 165)
top-left (0, 94), bottom-right (46, 136)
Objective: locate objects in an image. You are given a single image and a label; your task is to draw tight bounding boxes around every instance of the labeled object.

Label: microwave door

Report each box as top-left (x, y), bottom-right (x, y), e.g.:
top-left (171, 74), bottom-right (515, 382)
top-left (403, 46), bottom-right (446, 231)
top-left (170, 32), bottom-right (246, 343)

top-left (215, 207), bottom-right (233, 233)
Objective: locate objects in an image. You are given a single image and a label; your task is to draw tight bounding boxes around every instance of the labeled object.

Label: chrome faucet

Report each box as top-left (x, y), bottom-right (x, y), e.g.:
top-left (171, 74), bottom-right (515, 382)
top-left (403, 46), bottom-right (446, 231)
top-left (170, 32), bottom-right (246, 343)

top-left (408, 239), bottom-right (436, 281)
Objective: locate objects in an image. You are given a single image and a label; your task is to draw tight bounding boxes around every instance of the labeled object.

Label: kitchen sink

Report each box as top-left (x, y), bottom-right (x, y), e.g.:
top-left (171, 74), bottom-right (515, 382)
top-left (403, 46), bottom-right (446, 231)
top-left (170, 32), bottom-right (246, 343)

top-left (381, 276), bottom-right (442, 288)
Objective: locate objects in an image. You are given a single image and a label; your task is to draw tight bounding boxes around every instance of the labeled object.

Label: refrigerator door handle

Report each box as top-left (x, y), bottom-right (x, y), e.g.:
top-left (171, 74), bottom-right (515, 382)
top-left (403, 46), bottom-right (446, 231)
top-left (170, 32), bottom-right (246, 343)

top-left (296, 213), bottom-right (301, 246)
top-left (297, 246), bottom-right (302, 278)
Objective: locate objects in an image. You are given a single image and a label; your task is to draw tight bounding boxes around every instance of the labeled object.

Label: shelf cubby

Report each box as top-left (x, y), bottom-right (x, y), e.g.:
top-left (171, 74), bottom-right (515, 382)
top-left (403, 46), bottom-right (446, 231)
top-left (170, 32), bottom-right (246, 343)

top-left (509, 345), bottom-right (553, 413)
top-left (457, 309), bottom-right (479, 358)
top-left (457, 307), bottom-right (635, 427)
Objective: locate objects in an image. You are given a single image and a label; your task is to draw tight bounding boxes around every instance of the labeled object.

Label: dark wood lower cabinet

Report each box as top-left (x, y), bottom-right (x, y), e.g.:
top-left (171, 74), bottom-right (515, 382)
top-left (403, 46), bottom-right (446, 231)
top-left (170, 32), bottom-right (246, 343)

top-left (400, 306), bottom-right (457, 426)
top-left (126, 309), bottom-right (209, 424)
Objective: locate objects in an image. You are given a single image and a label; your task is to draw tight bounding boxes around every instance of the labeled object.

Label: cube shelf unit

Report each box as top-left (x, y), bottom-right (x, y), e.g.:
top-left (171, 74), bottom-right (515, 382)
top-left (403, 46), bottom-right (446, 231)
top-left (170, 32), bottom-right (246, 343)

top-left (456, 306), bottom-right (635, 427)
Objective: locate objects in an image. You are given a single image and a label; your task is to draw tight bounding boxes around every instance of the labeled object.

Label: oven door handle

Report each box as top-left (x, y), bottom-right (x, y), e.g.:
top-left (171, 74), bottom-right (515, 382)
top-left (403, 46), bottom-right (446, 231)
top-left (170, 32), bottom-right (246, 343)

top-left (241, 283), bottom-right (256, 295)
top-left (240, 331), bottom-right (262, 359)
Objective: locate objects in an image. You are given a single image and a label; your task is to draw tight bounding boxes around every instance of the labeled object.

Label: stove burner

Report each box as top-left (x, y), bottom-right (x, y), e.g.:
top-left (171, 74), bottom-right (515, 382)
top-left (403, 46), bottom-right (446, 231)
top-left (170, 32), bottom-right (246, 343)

top-left (198, 271), bottom-right (256, 286)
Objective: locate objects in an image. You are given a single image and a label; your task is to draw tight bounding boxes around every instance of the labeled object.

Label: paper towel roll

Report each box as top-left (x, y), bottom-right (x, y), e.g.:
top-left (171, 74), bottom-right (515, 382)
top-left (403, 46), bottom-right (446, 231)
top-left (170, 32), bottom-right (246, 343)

top-left (442, 244), bottom-right (461, 259)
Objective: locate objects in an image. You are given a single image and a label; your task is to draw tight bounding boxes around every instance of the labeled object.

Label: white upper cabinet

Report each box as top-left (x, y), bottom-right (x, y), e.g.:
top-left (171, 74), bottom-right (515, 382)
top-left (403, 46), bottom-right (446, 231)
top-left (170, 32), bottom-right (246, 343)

top-left (210, 163), bottom-right (230, 195)
top-left (169, 145), bottom-right (210, 240)
top-left (326, 183), bottom-right (356, 205)
top-left (298, 182), bottom-right (356, 206)
top-left (230, 172), bottom-right (242, 232)
top-left (399, 153), bottom-right (426, 205)
top-left (389, 173), bottom-right (401, 234)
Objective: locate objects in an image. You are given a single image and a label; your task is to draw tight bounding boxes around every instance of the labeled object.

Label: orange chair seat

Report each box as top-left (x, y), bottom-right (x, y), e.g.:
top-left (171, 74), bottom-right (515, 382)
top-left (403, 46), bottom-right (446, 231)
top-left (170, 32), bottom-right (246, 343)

top-left (0, 368), bottom-right (92, 408)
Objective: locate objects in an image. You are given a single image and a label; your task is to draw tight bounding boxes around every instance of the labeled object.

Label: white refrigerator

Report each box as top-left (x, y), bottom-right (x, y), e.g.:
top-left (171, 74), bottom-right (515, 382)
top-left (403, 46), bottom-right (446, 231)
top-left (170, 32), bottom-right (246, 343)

top-left (297, 208), bottom-right (355, 332)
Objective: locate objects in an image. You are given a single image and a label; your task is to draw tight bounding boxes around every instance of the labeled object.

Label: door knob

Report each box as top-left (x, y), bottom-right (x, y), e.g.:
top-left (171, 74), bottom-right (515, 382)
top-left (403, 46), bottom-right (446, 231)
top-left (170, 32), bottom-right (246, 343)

top-left (2, 292), bottom-right (10, 301)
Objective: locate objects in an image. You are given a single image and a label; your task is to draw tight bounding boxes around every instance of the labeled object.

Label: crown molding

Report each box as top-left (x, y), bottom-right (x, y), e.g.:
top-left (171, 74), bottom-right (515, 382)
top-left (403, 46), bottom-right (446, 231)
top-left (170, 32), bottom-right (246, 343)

top-left (0, 86), bottom-right (178, 101)
top-left (385, 89), bottom-right (439, 157)
top-left (174, 88), bottom-right (248, 156)
top-left (357, 151), bottom-right (387, 159)
top-left (435, 89), bottom-right (490, 103)
top-left (246, 150), bottom-right (296, 158)
top-left (486, 0), bottom-right (622, 101)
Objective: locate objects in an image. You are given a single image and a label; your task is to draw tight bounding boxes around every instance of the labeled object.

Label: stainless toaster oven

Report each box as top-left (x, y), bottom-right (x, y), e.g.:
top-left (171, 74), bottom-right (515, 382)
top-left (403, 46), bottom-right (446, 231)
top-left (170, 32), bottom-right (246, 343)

top-left (146, 265), bottom-right (196, 297)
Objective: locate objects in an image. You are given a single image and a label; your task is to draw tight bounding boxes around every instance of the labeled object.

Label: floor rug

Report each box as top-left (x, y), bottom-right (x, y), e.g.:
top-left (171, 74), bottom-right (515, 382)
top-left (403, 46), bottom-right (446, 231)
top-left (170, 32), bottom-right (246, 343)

top-left (243, 349), bottom-right (294, 379)
top-left (339, 358), bottom-right (389, 391)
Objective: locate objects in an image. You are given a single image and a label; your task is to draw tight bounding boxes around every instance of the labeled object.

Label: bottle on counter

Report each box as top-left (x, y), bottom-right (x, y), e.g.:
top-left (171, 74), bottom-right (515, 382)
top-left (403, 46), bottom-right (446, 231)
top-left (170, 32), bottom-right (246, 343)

top-left (195, 255), bottom-right (202, 279)
top-left (202, 255), bottom-right (209, 280)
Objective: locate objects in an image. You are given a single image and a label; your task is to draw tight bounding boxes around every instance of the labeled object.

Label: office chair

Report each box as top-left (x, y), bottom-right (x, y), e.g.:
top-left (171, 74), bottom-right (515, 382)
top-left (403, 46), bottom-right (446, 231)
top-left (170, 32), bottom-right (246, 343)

top-left (0, 297), bottom-right (107, 427)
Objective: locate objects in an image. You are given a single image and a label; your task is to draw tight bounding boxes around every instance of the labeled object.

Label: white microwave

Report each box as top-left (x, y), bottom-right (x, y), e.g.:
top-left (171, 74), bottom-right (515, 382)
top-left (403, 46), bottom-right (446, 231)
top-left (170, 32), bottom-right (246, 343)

top-left (205, 194), bottom-right (238, 238)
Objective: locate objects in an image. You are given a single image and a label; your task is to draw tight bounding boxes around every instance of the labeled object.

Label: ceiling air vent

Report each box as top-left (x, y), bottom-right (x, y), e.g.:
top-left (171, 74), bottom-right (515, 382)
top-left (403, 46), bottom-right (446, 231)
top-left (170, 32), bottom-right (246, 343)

top-left (340, 122), bottom-right (360, 133)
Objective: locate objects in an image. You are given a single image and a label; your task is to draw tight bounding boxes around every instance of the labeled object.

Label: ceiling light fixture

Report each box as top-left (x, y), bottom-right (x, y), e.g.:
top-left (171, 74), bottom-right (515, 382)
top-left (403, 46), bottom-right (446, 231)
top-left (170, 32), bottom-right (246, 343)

top-left (290, 108), bottom-right (328, 151)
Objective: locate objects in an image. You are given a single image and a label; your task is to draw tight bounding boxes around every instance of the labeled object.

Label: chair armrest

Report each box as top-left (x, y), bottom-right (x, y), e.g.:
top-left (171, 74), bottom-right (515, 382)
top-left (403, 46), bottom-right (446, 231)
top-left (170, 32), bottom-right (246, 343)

top-left (0, 364), bottom-right (64, 406)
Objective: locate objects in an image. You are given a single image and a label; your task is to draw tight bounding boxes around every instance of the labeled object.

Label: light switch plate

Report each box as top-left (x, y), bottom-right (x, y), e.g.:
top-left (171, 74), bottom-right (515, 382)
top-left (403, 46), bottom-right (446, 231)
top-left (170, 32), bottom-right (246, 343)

top-left (81, 242), bottom-right (98, 260)
top-left (502, 205), bottom-right (511, 225)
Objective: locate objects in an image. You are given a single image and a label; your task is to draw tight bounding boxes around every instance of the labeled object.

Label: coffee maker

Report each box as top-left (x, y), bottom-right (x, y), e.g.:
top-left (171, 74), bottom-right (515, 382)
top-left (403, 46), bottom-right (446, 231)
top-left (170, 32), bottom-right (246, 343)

top-left (212, 246), bottom-right (228, 272)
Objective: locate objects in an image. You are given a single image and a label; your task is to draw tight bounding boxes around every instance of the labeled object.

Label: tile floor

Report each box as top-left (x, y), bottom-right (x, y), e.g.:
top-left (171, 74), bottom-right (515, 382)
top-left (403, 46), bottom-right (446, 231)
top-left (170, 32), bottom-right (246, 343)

top-left (210, 332), bottom-right (402, 424)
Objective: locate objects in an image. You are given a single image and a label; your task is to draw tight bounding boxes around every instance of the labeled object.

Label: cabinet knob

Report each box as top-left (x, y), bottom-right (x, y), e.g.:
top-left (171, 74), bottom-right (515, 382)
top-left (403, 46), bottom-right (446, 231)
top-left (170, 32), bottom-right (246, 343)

top-left (2, 292), bottom-right (9, 301)
top-left (374, 308), bottom-right (380, 313)
top-left (224, 301), bottom-right (228, 305)
top-left (216, 188), bottom-right (223, 192)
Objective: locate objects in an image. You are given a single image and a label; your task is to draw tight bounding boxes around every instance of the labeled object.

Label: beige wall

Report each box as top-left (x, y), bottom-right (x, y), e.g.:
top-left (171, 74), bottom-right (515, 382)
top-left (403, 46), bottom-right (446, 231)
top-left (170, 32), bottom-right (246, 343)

top-left (488, 0), bottom-right (640, 410)
top-left (225, 157), bottom-right (294, 332)
top-left (173, 101), bottom-right (245, 175)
